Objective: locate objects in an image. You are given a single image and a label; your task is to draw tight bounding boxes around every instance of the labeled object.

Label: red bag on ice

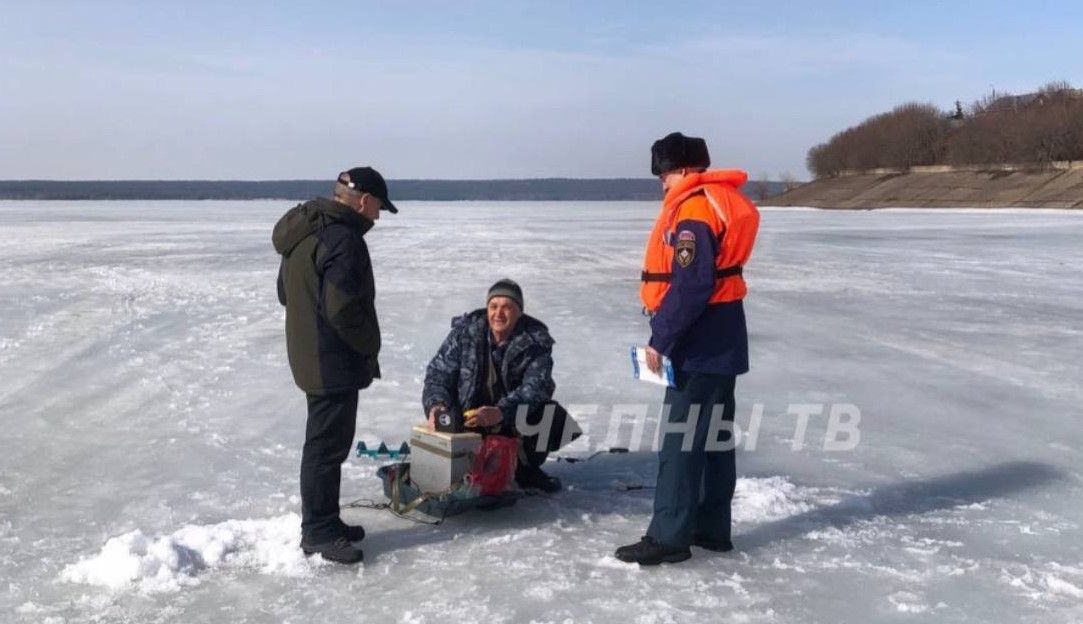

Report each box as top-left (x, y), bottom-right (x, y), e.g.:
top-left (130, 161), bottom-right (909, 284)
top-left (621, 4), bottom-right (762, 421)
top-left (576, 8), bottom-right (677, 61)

top-left (465, 435), bottom-right (518, 496)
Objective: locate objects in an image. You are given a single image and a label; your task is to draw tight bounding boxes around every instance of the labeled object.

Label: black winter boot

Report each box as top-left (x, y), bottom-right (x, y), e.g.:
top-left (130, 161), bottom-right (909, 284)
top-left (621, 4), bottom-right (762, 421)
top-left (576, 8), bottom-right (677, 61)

top-left (614, 537), bottom-right (691, 565)
top-left (338, 522), bottom-right (366, 543)
top-left (301, 536), bottom-right (364, 564)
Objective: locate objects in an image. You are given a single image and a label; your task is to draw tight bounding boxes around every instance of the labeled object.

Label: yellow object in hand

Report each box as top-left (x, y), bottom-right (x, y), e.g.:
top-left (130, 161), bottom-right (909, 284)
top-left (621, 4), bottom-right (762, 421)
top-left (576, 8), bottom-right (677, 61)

top-left (463, 409), bottom-right (478, 427)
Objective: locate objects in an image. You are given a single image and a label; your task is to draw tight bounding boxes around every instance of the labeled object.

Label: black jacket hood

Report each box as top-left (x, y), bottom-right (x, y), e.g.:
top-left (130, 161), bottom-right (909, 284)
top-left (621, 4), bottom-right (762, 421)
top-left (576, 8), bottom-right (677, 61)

top-left (272, 197), bottom-right (373, 256)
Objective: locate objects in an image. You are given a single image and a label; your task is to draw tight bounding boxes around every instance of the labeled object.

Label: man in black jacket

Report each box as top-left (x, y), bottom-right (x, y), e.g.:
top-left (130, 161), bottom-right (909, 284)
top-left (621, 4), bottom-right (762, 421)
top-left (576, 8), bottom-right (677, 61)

top-left (272, 167), bottom-right (398, 564)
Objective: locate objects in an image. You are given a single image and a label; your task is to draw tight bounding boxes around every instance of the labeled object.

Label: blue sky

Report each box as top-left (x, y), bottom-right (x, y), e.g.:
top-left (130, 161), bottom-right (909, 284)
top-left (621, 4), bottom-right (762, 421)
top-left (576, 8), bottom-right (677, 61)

top-left (2, 1), bottom-right (1081, 180)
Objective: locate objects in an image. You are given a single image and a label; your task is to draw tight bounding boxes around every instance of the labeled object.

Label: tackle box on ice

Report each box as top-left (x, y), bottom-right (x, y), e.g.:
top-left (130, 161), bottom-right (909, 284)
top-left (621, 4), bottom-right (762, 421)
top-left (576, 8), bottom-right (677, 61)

top-left (371, 428), bottom-right (521, 520)
top-left (407, 426), bottom-right (482, 493)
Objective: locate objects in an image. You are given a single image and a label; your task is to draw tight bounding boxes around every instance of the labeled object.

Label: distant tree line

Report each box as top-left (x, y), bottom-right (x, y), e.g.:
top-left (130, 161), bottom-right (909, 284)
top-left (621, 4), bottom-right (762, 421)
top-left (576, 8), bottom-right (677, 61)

top-left (0, 178), bottom-right (786, 201)
top-left (807, 82), bottom-right (1083, 178)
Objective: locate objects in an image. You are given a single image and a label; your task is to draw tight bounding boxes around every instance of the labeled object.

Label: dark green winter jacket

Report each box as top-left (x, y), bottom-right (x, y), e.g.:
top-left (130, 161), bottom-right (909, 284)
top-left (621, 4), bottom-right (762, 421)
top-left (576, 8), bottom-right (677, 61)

top-left (273, 197), bottom-right (381, 395)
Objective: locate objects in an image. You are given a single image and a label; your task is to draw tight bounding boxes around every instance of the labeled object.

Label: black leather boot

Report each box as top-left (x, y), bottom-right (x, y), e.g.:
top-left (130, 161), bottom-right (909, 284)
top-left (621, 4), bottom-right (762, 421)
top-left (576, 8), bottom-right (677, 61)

top-left (614, 537), bottom-right (691, 565)
top-left (300, 536), bottom-right (364, 564)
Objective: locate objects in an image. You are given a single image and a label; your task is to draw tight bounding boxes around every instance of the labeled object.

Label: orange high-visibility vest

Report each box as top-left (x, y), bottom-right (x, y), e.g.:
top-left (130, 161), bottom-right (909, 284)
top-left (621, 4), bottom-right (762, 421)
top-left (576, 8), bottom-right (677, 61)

top-left (640, 170), bottom-right (760, 312)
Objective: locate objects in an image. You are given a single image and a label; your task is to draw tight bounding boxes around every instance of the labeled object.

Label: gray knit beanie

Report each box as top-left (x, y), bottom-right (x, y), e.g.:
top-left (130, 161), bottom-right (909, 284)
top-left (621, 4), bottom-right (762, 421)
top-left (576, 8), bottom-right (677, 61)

top-left (486, 278), bottom-right (524, 311)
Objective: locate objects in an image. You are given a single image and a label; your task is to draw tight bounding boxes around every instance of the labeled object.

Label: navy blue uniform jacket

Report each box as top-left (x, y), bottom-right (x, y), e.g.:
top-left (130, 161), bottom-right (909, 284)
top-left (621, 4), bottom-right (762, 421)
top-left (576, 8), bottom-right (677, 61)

top-left (647, 218), bottom-right (749, 376)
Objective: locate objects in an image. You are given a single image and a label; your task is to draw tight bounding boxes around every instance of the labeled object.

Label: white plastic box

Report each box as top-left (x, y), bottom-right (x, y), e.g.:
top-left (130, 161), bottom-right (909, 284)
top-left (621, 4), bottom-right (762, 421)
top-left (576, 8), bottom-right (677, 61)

top-left (408, 425), bottom-right (482, 494)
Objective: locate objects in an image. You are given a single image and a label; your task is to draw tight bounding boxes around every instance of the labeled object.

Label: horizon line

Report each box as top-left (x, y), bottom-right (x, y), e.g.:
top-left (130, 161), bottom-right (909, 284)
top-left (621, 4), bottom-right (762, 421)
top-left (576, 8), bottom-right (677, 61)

top-left (0, 175), bottom-right (792, 183)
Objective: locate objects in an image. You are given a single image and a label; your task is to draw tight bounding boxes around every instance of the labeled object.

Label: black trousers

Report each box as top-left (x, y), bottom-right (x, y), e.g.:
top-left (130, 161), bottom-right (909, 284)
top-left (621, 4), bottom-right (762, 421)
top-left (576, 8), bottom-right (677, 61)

top-left (519, 440), bottom-right (549, 469)
top-left (516, 402), bottom-right (573, 469)
top-left (646, 373), bottom-right (737, 548)
top-left (301, 391), bottom-right (357, 542)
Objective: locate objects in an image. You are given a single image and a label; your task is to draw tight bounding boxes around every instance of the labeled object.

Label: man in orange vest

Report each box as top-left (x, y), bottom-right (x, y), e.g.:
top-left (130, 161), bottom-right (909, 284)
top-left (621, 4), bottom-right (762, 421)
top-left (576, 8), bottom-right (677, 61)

top-left (616, 132), bottom-right (760, 565)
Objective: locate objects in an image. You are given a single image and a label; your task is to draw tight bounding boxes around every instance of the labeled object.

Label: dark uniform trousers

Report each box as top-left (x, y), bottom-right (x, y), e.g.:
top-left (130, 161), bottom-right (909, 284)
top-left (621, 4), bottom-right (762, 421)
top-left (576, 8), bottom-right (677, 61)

top-left (301, 391), bottom-right (358, 542)
top-left (646, 372), bottom-right (737, 548)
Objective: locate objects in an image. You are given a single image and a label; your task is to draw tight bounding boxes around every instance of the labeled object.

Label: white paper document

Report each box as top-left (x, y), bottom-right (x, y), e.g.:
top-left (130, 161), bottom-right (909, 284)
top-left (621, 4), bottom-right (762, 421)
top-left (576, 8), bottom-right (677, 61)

top-left (630, 346), bottom-right (676, 387)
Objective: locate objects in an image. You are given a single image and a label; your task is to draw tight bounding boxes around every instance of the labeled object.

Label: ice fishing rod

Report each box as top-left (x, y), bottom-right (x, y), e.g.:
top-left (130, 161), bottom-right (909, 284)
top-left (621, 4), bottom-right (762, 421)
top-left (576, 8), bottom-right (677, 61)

top-left (356, 443), bottom-right (631, 464)
top-left (552, 447), bottom-right (658, 491)
top-left (553, 447), bottom-right (630, 463)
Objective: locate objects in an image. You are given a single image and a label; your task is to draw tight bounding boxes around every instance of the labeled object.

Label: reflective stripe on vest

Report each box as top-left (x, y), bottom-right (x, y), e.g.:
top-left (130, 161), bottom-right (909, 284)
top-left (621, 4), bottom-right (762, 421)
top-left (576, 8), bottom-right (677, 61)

top-left (640, 265), bottom-right (743, 283)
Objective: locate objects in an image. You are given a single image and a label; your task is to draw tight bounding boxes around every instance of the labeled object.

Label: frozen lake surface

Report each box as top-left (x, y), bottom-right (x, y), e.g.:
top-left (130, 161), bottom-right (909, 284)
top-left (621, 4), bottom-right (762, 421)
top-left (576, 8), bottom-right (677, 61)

top-left (1, 200), bottom-right (1082, 623)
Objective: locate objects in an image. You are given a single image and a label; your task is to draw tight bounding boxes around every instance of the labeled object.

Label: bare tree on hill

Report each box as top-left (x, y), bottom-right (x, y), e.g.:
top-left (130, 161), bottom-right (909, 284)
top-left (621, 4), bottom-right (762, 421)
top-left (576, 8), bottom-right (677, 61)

top-left (779, 172), bottom-right (800, 192)
top-left (807, 82), bottom-right (1083, 177)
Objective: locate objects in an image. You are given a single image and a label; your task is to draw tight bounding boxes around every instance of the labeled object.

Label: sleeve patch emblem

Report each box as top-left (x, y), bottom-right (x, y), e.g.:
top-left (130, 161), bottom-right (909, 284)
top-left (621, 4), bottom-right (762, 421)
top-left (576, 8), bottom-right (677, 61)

top-left (677, 230), bottom-right (696, 241)
top-left (675, 239), bottom-right (696, 268)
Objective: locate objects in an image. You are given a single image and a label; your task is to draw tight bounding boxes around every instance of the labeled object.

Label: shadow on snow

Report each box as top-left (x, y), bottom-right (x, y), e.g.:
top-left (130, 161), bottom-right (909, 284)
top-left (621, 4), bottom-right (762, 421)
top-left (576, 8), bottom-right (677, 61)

top-left (351, 457), bottom-right (1064, 560)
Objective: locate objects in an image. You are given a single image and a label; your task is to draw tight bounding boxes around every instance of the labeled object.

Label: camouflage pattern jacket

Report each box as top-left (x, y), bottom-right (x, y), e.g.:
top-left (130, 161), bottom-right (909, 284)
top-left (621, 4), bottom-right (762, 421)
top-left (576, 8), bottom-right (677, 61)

top-left (422, 309), bottom-right (555, 426)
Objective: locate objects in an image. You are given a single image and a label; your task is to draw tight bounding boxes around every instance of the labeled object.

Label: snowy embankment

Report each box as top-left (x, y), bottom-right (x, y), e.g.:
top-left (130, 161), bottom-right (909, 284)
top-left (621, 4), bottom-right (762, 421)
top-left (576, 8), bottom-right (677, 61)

top-left (2, 201), bottom-right (1083, 623)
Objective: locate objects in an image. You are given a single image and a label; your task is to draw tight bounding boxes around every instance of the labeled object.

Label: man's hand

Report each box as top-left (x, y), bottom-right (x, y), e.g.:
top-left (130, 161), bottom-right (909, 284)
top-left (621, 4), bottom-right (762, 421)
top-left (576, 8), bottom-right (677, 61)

top-left (426, 404), bottom-right (446, 431)
top-left (466, 406), bottom-right (503, 428)
top-left (645, 345), bottom-right (663, 375)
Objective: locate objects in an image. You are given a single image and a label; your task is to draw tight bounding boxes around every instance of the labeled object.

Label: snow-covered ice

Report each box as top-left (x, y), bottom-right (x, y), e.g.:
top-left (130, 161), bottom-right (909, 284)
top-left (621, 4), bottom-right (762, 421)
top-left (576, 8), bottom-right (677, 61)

top-left (59, 513), bottom-right (317, 593)
top-left (1, 200), bottom-right (1082, 622)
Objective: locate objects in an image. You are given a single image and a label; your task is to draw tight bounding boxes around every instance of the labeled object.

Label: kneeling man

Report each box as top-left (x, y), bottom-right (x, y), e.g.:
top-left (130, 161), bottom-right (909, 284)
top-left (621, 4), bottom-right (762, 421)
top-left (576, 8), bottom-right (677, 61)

top-left (422, 279), bottom-right (572, 493)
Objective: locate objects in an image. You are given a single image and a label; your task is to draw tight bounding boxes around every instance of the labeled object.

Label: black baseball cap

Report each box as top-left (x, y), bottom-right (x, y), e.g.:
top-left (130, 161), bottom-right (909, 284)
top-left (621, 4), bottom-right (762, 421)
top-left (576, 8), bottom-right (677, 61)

top-left (338, 166), bottom-right (398, 213)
